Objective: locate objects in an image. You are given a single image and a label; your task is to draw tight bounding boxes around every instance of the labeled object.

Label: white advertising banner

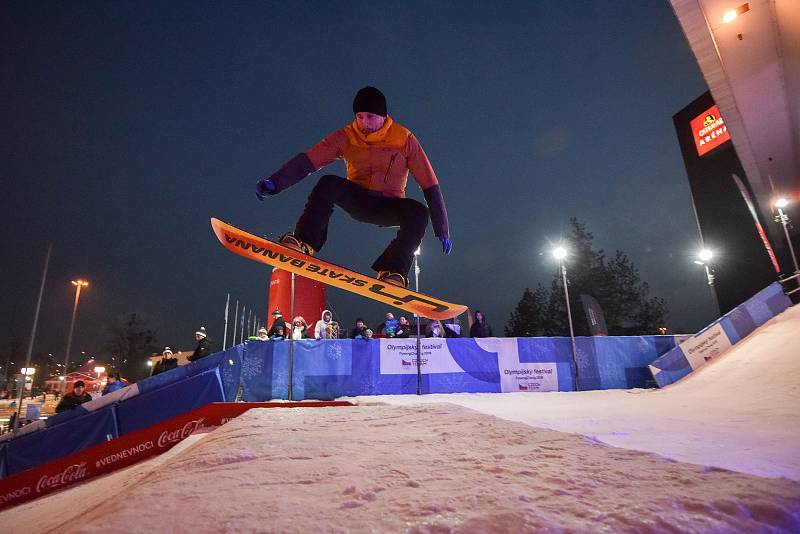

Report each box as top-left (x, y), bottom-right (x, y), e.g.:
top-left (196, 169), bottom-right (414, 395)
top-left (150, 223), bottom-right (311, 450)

top-left (680, 323), bottom-right (733, 370)
top-left (379, 338), bottom-right (465, 375)
top-left (479, 338), bottom-right (559, 393)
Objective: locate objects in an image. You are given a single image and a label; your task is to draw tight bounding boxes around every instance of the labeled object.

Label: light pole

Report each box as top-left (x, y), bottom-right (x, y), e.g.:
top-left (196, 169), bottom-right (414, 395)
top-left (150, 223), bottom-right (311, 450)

top-left (62, 279), bottom-right (88, 391)
top-left (694, 249), bottom-right (720, 315)
top-left (775, 198), bottom-right (799, 274)
top-left (413, 246), bottom-right (422, 395)
top-left (553, 247), bottom-right (580, 392)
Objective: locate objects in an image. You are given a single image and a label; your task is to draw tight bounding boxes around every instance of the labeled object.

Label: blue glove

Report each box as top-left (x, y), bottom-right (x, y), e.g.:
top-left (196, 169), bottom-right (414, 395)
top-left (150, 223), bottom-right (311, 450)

top-left (439, 236), bottom-right (452, 255)
top-left (255, 178), bottom-right (276, 201)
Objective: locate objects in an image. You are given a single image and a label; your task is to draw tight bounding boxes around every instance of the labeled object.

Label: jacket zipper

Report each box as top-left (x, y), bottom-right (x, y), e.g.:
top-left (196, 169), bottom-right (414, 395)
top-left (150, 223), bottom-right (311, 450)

top-left (383, 153), bottom-right (397, 183)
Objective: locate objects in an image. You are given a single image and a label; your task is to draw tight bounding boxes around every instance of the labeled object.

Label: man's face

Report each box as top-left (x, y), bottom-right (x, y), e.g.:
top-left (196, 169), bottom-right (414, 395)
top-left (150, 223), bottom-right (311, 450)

top-left (323, 312), bottom-right (331, 321)
top-left (356, 112), bottom-right (385, 134)
top-left (386, 313), bottom-right (394, 321)
top-left (195, 334), bottom-right (203, 341)
top-left (356, 320), bottom-right (365, 328)
top-left (74, 385), bottom-right (85, 395)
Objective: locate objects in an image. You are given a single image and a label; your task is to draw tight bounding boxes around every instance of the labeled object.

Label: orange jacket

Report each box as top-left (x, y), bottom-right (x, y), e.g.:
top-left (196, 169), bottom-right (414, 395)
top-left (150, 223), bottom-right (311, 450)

top-left (305, 116), bottom-right (438, 199)
top-left (268, 116), bottom-right (449, 238)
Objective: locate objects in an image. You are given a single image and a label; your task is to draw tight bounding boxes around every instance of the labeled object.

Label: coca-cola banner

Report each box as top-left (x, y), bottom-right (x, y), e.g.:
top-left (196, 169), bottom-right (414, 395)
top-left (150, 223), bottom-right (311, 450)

top-left (6, 405), bottom-right (118, 476)
top-left (116, 369), bottom-right (224, 435)
top-left (0, 401), bottom-right (351, 511)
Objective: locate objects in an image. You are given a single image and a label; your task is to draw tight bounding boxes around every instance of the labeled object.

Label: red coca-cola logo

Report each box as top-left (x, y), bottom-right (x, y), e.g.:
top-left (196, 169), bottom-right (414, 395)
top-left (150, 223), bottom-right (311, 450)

top-left (36, 462), bottom-right (87, 492)
top-left (157, 418), bottom-right (205, 447)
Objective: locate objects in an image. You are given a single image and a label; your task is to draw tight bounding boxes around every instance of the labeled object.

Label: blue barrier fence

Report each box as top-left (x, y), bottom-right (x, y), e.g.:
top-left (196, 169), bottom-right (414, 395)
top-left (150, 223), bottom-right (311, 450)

top-left (0, 332), bottom-right (686, 479)
top-left (649, 282), bottom-right (792, 387)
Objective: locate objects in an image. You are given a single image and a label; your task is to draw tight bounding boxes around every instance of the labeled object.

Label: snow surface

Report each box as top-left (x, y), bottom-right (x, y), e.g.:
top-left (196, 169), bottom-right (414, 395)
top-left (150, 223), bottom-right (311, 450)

top-left (2, 305), bottom-right (799, 532)
top-left (369, 304), bottom-right (800, 482)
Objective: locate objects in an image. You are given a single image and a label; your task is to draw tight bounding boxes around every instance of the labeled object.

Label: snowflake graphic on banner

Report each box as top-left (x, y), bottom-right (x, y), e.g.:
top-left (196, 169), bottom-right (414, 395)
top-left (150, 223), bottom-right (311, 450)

top-left (241, 353), bottom-right (264, 380)
top-left (577, 345), bottom-right (593, 371)
top-left (326, 342), bottom-right (344, 361)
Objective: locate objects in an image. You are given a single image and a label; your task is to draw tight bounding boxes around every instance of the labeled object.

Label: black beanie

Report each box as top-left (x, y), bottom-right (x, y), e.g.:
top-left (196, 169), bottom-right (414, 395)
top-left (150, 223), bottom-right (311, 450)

top-left (352, 86), bottom-right (387, 117)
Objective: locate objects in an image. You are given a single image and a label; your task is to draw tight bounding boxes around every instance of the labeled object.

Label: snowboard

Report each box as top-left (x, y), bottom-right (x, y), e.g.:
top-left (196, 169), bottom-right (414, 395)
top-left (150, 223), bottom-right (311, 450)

top-left (210, 218), bottom-right (467, 320)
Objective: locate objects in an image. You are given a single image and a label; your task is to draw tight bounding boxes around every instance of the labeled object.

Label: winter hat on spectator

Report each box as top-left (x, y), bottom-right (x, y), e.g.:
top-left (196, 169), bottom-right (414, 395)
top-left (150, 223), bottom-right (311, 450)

top-left (195, 327), bottom-right (207, 338)
top-left (272, 309), bottom-right (283, 317)
top-left (74, 380), bottom-right (85, 388)
top-left (163, 347), bottom-right (173, 356)
top-left (353, 86), bottom-right (387, 117)
top-left (258, 327), bottom-right (268, 336)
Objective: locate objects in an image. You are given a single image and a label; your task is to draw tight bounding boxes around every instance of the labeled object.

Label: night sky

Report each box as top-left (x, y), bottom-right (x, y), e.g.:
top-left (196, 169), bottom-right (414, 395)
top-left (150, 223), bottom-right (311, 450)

top-left (1, 1), bottom-right (714, 368)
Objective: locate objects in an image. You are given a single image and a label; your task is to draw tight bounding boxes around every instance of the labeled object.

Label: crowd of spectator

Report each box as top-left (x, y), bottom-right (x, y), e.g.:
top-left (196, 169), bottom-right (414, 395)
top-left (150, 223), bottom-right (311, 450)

top-left (255, 308), bottom-right (493, 340)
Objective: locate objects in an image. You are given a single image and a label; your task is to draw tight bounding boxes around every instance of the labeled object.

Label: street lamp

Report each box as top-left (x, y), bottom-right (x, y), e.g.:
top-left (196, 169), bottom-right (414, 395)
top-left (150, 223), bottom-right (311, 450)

top-left (412, 246), bottom-right (423, 394)
top-left (694, 249), bottom-right (720, 315)
top-left (552, 246), bottom-right (580, 391)
top-left (21, 367), bottom-right (36, 399)
top-left (774, 198), bottom-right (799, 274)
top-left (62, 279), bottom-right (88, 391)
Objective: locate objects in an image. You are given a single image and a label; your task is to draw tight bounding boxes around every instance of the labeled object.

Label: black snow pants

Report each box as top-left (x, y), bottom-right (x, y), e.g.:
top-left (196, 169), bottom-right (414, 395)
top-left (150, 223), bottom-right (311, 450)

top-left (294, 175), bottom-right (429, 276)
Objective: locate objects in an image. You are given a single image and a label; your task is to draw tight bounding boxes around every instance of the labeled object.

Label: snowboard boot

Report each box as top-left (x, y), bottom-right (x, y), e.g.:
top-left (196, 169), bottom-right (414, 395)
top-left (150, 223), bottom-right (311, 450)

top-left (376, 270), bottom-right (409, 289)
top-left (279, 233), bottom-right (315, 256)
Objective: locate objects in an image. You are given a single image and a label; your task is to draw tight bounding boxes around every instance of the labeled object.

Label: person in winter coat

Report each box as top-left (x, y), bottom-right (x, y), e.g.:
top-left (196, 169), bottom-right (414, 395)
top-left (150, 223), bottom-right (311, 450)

top-left (469, 310), bottom-right (493, 338)
top-left (55, 380), bottom-right (93, 413)
top-left (269, 324), bottom-right (286, 340)
top-left (314, 310), bottom-right (339, 339)
top-left (378, 312), bottom-right (400, 337)
top-left (152, 346), bottom-right (178, 376)
top-left (255, 86), bottom-right (453, 288)
top-left (290, 316), bottom-right (310, 340)
top-left (349, 318), bottom-right (369, 339)
top-left (188, 327), bottom-right (212, 361)
top-left (395, 316), bottom-right (412, 338)
top-left (427, 320), bottom-right (459, 338)
top-left (268, 309), bottom-right (289, 339)
top-left (102, 372), bottom-right (128, 396)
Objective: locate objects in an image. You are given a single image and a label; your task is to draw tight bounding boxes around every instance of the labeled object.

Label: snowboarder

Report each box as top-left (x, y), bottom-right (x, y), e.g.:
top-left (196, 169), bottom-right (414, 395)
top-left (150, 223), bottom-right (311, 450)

top-left (255, 86), bottom-right (452, 288)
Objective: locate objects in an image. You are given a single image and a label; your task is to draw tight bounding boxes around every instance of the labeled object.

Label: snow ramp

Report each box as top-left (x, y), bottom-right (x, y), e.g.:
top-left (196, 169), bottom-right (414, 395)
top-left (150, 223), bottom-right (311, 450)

top-left (2, 403), bottom-right (799, 533)
top-left (372, 302), bottom-right (800, 481)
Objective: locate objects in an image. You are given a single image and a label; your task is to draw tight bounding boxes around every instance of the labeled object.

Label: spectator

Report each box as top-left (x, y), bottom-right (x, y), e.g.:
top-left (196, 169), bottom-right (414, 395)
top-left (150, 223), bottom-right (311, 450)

top-left (349, 318), bottom-right (369, 339)
top-left (365, 328), bottom-right (374, 339)
top-left (152, 346), bottom-right (179, 376)
top-left (7, 412), bottom-right (18, 432)
top-left (268, 309), bottom-right (288, 339)
top-left (314, 309), bottom-right (339, 339)
top-left (188, 327), bottom-right (212, 362)
top-left (426, 319), bottom-right (458, 338)
top-left (256, 327), bottom-right (269, 341)
top-left (290, 316), bottom-right (310, 340)
top-left (396, 316), bottom-right (412, 338)
top-left (55, 380), bottom-right (92, 413)
top-left (269, 324), bottom-right (286, 340)
top-left (378, 312), bottom-right (399, 337)
top-left (469, 310), bottom-right (493, 338)
top-left (444, 316), bottom-right (462, 337)
top-left (102, 372), bottom-right (128, 396)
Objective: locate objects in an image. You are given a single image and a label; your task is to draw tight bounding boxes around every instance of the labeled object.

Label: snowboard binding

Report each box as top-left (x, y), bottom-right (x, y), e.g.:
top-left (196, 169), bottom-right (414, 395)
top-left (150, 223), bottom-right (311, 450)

top-left (376, 270), bottom-right (409, 288)
top-left (279, 233), bottom-right (315, 256)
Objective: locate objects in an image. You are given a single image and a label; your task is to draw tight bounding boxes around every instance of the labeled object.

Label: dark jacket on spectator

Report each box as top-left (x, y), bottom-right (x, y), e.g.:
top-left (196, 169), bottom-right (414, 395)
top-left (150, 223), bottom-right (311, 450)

top-left (268, 316), bottom-right (288, 339)
top-left (55, 391), bottom-right (93, 413)
top-left (188, 338), bottom-right (212, 362)
top-left (469, 311), bottom-right (493, 338)
top-left (350, 325), bottom-right (369, 339)
top-left (152, 356), bottom-right (179, 376)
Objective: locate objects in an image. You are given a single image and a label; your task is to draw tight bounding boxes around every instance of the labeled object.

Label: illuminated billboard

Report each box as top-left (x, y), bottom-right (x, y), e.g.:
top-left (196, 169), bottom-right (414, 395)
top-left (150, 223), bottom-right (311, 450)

top-left (690, 104), bottom-right (731, 156)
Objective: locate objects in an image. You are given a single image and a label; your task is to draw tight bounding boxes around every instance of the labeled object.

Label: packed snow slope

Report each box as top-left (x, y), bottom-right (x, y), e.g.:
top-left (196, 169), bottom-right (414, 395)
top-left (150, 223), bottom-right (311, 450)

top-left (4, 404), bottom-right (799, 533)
top-left (2, 305), bottom-right (797, 532)
top-left (371, 303), bottom-right (800, 481)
